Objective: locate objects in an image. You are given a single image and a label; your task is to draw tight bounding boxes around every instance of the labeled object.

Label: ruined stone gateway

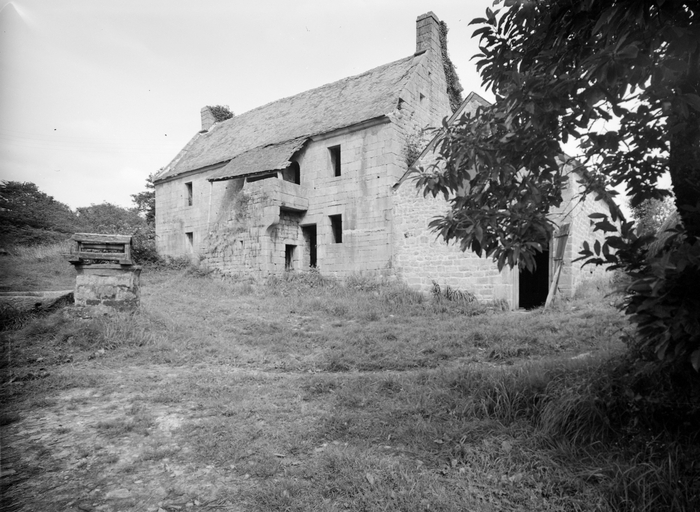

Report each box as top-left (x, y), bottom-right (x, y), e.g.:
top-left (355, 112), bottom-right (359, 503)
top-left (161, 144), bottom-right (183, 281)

top-left (155, 12), bottom-right (611, 309)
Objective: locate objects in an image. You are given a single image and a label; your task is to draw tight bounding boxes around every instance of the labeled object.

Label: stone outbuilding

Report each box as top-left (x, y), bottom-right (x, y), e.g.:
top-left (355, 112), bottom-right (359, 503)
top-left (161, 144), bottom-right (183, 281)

top-left (154, 12), bottom-right (611, 309)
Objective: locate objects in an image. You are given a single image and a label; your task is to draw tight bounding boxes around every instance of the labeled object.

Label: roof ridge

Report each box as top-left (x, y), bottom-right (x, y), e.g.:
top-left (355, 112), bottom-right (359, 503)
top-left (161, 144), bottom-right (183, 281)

top-left (220, 54), bottom-right (417, 124)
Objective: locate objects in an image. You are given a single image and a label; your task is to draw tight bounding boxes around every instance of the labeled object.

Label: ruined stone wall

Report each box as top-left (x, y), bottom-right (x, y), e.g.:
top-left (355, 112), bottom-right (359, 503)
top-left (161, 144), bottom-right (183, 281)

top-left (284, 123), bottom-right (401, 277)
top-left (392, 177), bottom-right (515, 301)
top-left (204, 178), bottom-right (274, 275)
top-left (391, 156), bottom-right (614, 305)
top-left (389, 51), bottom-right (453, 179)
top-left (155, 164), bottom-right (228, 260)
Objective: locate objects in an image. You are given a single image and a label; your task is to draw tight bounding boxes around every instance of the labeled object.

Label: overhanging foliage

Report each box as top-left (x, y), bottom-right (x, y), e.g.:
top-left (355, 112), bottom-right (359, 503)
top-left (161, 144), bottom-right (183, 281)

top-left (413, 0), bottom-right (700, 369)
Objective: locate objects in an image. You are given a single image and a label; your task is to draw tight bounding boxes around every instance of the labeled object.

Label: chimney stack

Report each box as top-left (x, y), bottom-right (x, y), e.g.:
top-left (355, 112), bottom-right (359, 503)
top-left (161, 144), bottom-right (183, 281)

top-left (200, 106), bottom-right (215, 132)
top-left (415, 12), bottom-right (442, 55)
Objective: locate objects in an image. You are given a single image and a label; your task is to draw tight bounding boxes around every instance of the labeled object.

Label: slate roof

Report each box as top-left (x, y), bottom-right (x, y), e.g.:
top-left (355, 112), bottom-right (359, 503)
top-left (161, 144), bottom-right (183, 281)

top-left (156, 54), bottom-right (422, 182)
top-left (208, 137), bottom-right (307, 182)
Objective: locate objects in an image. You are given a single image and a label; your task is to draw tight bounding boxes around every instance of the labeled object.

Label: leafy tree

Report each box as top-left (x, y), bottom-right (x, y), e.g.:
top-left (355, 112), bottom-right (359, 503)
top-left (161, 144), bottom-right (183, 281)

top-left (632, 196), bottom-right (677, 237)
top-left (131, 173), bottom-right (156, 225)
top-left (76, 203), bottom-right (145, 234)
top-left (414, 1), bottom-right (699, 369)
top-left (0, 181), bottom-right (80, 245)
top-left (207, 105), bottom-right (234, 123)
top-left (76, 202), bottom-right (159, 263)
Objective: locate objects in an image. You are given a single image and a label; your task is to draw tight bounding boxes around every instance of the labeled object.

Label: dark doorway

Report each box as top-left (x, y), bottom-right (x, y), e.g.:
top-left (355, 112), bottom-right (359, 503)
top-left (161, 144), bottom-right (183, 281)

top-left (285, 245), bottom-right (296, 270)
top-left (519, 249), bottom-right (550, 309)
top-left (302, 225), bottom-right (317, 267)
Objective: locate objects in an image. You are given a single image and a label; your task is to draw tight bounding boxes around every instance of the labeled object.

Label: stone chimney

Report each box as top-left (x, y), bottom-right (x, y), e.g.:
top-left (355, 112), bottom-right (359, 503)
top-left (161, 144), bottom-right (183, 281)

top-left (415, 12), bottom-right (442, 55)
top-left (200, 106), bottom-right (215, 132)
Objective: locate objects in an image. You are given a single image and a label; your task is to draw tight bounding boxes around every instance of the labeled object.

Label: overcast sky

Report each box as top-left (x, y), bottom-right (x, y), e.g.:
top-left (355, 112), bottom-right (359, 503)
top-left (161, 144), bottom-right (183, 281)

top-left (0, 0), bottom-right (497, 210)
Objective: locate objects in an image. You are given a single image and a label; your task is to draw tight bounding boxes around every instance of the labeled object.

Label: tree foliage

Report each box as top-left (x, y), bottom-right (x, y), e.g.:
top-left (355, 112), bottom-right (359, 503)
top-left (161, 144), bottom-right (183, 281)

top-left (207, 105), bottom-right (234, 123)
top-left (0, 181), bottom-right (79, 245)
top-left (632, 196), bottom-right (677, 237)
top-left (131, 173), bottom-right (156, 225)
top-left (413, 0), bottom-right (700, 369)
top-left (75, 203), bottom-right (145, 234)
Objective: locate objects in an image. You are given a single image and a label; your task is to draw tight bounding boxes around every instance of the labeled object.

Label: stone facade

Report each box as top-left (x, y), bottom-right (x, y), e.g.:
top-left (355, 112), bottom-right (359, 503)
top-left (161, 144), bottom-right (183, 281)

top-left (155, 12), bottom-right (614, 308)
top-left (392, 180), bottom-right (516, 301)
top-left (392, 156), bottom-right (611, 307)
top-left (156, 12), bottom-right (452, 280)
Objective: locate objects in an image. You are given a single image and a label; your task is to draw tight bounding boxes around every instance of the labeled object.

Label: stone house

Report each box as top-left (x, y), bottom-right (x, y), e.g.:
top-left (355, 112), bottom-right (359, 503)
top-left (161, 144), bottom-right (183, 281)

top-left (154, 12), bottom-right (611, 309)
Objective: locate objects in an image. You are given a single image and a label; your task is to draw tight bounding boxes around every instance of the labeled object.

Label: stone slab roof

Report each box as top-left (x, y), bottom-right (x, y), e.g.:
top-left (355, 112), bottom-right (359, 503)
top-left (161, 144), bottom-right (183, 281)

top-left (156, 54), bottom-right (421, 182)
top-left (208, 137), bottom-right (308, 182)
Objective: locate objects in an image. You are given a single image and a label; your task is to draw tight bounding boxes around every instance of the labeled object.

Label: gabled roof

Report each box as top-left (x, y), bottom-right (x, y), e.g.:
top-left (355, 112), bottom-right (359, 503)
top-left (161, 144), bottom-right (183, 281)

top-left (156, 54), bottom-right (423, 182)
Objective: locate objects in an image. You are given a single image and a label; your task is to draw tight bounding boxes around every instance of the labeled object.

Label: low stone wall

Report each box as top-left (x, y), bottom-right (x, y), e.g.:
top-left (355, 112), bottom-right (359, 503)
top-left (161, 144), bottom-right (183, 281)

top-left (0, 290), bottom-right (74, 312)
top-left (74, 264), bottom-right (141, 310)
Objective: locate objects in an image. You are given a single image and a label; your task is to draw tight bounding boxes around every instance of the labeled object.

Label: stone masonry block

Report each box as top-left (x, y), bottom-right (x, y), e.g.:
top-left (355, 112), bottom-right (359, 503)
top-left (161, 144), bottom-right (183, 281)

top-left (74, 264), bottom-right (142, 310)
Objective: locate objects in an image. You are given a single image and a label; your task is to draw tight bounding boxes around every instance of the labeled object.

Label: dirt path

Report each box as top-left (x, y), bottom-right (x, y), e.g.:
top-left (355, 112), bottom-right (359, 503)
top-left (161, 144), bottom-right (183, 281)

top-left (2, 365), bottom-right (263, 512)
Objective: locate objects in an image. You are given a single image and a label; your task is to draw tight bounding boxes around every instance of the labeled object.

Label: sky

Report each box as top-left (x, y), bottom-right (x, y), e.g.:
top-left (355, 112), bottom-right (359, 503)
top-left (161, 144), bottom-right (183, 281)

top-left (0, 0), bottom-right (497, 210)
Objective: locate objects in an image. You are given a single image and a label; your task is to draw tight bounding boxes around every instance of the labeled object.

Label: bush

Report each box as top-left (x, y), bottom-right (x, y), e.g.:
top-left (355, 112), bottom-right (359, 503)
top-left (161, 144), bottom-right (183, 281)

top-left (131, 225), bottom-right (159, 264)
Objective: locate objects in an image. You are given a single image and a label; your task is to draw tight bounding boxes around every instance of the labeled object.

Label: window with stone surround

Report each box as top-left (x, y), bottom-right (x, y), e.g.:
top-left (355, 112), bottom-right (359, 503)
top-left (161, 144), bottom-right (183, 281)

top-left (329, 145), bottom-right (341, 177)
top-left (185, 182), bottom-right (193, 206)
top-left (330, 214), bottom-right (342, 243)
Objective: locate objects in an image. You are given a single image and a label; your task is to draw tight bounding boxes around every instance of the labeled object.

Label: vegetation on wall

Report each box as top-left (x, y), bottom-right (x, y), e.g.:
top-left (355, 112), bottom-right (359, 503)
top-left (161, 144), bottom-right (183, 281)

top-left (438, 21), bottom-right (464, 113)
top-left (403, 127), bottom-right (432, 169)
top-left (207, 105), bottom-right (234, 123)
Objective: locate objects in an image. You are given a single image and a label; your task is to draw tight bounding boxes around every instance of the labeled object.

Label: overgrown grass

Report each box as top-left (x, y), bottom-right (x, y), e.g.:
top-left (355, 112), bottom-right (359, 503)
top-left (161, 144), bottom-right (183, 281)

top-left (0, 242), bottom-right (76, 291)
top-left (2, 266), bottom-right (698, 511)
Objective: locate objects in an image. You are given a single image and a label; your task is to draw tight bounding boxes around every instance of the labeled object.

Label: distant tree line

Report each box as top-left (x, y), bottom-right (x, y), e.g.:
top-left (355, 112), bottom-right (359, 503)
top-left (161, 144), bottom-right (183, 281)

top-left (0, 175), bottom-right (157, 262)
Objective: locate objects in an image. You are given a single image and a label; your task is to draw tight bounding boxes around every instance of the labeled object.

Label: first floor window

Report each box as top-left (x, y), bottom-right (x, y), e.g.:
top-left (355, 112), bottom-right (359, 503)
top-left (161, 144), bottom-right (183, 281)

top-left (329, 214), bottom-right (342, 243)
top-left (185, 182), bottom-right (193, 206)
top-left (328, 145), bottom-right (341, 177)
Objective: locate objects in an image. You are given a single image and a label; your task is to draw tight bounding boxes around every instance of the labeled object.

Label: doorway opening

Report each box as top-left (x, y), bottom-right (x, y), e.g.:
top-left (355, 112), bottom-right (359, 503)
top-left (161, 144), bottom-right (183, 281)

top-left (519, 248), bottom-right (550, 309)
top-left (285, 245), bottom-right (296, 270)
top-left (301, 225), bottom-right (317, 268)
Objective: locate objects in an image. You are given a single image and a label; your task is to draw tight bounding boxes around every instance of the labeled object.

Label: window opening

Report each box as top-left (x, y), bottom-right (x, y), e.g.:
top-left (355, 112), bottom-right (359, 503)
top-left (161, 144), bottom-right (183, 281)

top-left (283, 161), bottom-right (300, 184)
top-left (329, 145), bottom-right (341, 177)
top-left (185, 231), bottom-right (194, 251)
top-left (285, 245), bottom-right (296, 270)
top-left (329, 214), bottom-right (342, 243)
top-left (185, 182), bottom-right (193, 206)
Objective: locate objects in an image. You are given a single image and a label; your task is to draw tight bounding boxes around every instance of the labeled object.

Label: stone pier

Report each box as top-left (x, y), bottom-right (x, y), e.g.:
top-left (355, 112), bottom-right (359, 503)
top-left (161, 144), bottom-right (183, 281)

top-left (73, 264), bottom-right (142, 310)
